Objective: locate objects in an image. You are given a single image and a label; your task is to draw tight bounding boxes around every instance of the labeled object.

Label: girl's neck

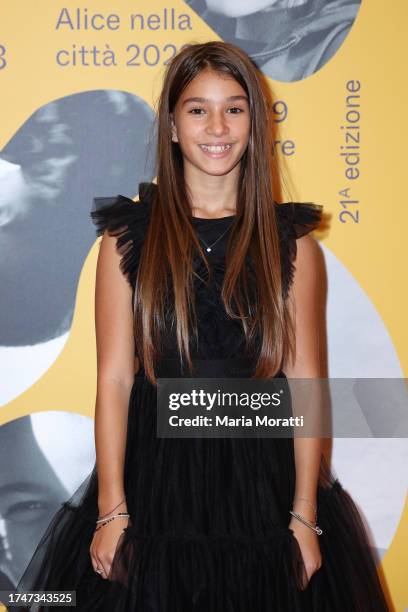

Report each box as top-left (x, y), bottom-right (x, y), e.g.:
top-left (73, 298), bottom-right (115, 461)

top-left (185, 175), bottom-right (238, 219)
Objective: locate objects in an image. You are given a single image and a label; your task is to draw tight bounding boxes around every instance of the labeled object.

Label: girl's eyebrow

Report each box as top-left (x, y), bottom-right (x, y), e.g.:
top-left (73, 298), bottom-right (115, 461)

top-left (182, 95), bottom-right (248, 106)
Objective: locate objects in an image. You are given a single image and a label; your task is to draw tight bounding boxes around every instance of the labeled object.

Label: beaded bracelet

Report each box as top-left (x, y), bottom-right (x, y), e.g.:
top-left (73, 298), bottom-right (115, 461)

top-left (95, 512), bottom-right (130, 531)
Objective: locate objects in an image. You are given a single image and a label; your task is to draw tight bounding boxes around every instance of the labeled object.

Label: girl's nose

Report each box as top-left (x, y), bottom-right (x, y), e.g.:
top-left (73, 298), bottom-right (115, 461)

top-left (206, 112), bottom-right (228, 135)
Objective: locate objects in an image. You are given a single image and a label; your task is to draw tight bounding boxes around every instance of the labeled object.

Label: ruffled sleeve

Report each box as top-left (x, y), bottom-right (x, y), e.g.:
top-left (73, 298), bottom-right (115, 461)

top-left (90, 182), bottom-right (156, 289)
top-left (274, 201), bottom-right (323, 299)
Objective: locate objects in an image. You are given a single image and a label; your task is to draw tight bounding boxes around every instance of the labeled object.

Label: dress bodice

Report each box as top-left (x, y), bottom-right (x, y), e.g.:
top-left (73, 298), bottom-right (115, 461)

top-left (90, 182), bottom-right (323, 361)
top-left (182, 214), bottom-right (254, 359)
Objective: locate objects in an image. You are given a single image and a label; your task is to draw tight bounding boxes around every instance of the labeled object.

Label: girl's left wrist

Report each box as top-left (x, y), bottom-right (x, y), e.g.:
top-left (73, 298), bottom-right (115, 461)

top-left (291, 496), bottom-right (317, 522)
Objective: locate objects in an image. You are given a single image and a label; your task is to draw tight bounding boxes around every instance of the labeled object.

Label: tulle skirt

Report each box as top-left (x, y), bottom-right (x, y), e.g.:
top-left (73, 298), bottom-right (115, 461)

top-left (14, 359), bottom-right (389, 611)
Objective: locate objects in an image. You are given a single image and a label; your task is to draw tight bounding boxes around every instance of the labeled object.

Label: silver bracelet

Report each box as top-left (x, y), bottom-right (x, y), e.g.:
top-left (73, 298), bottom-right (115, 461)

top-left (289, 510), bottom-right (323, 535)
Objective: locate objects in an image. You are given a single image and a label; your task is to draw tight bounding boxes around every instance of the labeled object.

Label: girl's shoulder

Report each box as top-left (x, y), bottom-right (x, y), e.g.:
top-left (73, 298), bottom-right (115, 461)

top-left (90, 181), bottom-right (156, 288)
top-left (274, 200), bottom-right (324, 298)
top-left (90, 181), bottom-right (155, 237)
top-left (274, 200), bottom-right (323, 241)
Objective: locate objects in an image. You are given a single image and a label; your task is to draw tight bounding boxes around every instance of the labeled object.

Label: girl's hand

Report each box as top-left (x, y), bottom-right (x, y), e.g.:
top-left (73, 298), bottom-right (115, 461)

top-left (289, 516), bottom-right (322, 590)
top-left (89, 516), bottom-right (130, 580)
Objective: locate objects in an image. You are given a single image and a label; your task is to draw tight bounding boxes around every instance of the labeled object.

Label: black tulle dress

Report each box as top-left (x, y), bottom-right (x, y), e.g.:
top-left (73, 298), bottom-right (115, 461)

top-left (13, 182), bottom-right (389, 611)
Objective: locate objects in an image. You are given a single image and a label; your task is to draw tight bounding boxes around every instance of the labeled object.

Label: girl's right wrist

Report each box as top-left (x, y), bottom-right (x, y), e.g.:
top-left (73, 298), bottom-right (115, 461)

top-left (98, 495), bottom-right (127, 517)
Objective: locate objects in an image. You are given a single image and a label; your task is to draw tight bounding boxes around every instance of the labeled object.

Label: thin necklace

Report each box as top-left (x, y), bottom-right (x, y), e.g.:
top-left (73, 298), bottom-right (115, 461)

top-left (197, 223), bottom-right (232, 253)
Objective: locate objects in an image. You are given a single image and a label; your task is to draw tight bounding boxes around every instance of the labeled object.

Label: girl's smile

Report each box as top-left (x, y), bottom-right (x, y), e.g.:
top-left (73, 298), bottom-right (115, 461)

top-left (198, 142), bottom-right (235, 157)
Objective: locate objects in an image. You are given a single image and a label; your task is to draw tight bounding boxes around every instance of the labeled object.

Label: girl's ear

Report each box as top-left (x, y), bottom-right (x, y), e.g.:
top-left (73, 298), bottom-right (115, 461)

top-left (170, 114), bottom-right (178, 143)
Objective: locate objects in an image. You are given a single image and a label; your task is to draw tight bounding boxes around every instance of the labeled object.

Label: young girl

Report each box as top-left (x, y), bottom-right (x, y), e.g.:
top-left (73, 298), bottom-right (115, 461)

top-left (15, 41), bottom-right (388, 611)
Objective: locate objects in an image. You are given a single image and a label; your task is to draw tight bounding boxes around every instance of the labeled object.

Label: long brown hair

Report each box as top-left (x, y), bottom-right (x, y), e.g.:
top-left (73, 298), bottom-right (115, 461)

top-left (135, 41), bottom-right (295, 385)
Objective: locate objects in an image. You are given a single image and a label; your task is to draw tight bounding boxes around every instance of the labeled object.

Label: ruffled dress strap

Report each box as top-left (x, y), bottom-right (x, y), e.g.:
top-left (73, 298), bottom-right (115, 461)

top-left (274, 201), bottom-right (323, 299)
top-left (90, 182), bottom-right (156, 289)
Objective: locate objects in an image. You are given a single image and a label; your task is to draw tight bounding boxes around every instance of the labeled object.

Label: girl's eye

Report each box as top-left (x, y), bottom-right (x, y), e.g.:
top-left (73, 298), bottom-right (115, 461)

top-left (188, 107), bottom-right (244, 115)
